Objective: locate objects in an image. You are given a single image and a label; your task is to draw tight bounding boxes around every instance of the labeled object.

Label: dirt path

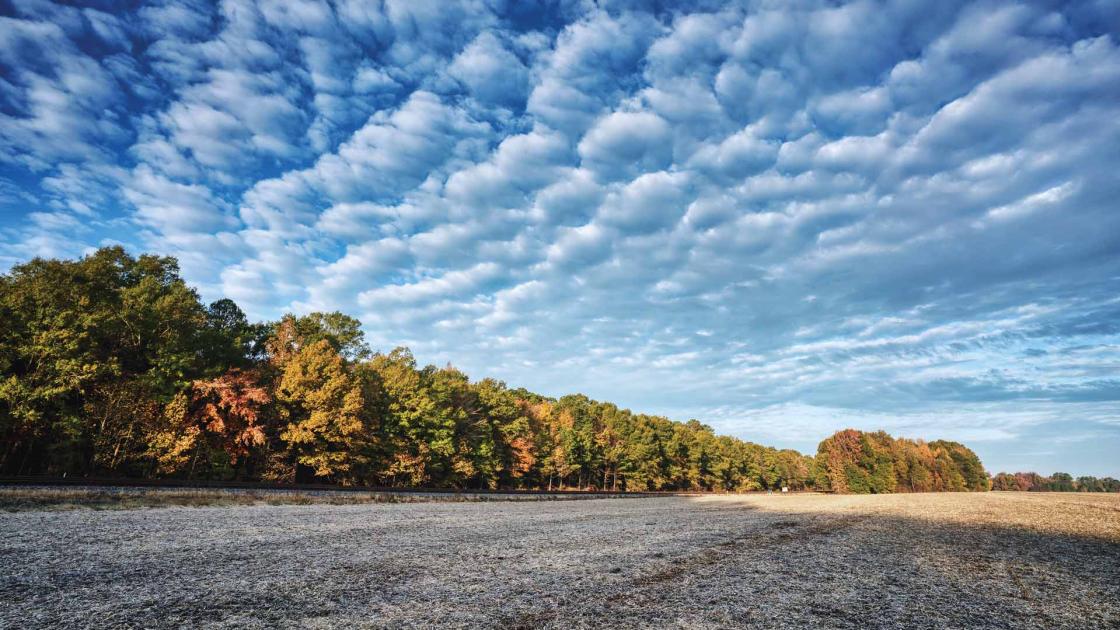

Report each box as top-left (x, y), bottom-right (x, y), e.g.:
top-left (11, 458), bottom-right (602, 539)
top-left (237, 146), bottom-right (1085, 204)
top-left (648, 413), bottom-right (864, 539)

top-left (1, 493), bottom-right (1117, 628)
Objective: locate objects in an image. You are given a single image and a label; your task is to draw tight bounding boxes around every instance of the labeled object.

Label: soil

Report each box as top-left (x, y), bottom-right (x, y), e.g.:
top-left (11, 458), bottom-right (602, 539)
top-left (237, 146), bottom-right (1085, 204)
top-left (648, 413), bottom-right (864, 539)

top-left (1, 492), bottom-right (1117, 628)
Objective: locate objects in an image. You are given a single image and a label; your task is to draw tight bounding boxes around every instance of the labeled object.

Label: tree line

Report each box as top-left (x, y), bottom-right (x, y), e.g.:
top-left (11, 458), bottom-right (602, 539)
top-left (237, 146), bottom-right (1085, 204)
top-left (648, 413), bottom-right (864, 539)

top-left (816, 429), bottom-right (990, 493)
top-left (990, 472), bottom-right (1120, 492)
top-left (1, 247), bottom-right (1000, 493)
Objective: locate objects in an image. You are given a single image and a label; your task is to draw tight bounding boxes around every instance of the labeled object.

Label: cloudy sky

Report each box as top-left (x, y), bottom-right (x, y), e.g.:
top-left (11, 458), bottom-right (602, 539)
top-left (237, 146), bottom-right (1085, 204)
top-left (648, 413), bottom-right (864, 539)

top-left (2, 0), bottom-right (1119, 475)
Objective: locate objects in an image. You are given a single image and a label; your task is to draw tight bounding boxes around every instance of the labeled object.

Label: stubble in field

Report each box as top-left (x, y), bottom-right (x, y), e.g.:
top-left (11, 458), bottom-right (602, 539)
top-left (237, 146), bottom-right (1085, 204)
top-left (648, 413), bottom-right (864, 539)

top-left (1, 491), bottom-right (1117, 628)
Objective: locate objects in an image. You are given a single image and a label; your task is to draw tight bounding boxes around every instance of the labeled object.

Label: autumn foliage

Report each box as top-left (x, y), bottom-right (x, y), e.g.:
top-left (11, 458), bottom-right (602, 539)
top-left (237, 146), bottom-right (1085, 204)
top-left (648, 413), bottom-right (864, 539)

top-left (190, 370), bottom-right (270, 462)
top-left (815, 429), bottom-right (989, 493)
top-left (0, 247), bottom-right (1008, 493)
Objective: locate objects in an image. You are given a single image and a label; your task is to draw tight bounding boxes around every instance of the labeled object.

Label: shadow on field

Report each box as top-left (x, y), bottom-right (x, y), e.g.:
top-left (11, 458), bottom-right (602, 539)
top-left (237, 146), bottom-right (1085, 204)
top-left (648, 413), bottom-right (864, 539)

top-left (540, 495), bottom-right (1120, 630)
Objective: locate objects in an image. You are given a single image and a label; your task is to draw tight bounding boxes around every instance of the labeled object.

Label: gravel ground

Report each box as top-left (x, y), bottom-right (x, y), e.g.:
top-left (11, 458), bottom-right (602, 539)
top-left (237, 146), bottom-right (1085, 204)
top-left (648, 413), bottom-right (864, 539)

top-left (1, 492), bottom-right (1118, 629)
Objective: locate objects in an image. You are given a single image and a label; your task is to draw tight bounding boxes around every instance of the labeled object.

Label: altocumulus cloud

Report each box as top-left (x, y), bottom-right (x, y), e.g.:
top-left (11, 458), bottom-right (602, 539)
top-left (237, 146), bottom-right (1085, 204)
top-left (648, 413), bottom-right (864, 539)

top-left (1, 0), bottom-right (1119, 475)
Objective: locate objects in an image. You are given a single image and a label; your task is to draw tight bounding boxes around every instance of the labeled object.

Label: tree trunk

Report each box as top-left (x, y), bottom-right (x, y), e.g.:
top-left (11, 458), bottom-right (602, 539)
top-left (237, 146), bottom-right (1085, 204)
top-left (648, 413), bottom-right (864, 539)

top-left (18, 443), bottom-right (34, 476)
top-left (188, 445), bottom-right (200, 480)
top-left (0, 438), bottom-right (18, 472)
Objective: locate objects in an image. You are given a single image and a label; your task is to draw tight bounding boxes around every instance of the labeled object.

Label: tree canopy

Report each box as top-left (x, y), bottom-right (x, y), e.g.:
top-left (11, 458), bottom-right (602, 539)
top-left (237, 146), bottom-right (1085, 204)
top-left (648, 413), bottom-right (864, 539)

top-left (990, 471), bottom-right (1119, 492)
top-left (0, 248), bottom-right (1025, 494)
top-left (815, 429), bottom-right (990, 493)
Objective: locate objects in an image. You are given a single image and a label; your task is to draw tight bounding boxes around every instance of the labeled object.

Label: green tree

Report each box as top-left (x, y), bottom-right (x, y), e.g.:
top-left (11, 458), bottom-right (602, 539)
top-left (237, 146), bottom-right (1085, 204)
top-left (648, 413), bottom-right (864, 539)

top-left (367, 348), bottom-right (437, 486)
top-left (0, 247), bottom-right (219, 475)
top-left (1047, 472), bottom-right (1075, 492)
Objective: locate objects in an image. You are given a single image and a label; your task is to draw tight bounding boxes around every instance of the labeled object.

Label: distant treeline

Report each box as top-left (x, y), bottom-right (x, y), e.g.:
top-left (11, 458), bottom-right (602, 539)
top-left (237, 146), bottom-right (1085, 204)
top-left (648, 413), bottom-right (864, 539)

top-left (2, 248), bottom-right (989, 493)
top-left (817, 429), bottom-right (989, 493)
top-left (991, 472), bottom-right (1120, 493)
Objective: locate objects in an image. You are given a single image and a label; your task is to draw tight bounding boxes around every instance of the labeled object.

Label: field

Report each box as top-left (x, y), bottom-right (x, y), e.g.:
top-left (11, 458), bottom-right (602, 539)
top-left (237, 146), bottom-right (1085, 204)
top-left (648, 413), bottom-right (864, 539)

top-left (2, 491), bottom-right (1118, 628)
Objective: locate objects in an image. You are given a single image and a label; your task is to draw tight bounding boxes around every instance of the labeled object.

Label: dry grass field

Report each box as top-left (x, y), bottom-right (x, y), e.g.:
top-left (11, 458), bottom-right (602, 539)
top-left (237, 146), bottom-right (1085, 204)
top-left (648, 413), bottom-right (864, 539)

top-left (1, 491), bottom-right (1118, 628)
top-left (0, 485), bottom-right (638, 511)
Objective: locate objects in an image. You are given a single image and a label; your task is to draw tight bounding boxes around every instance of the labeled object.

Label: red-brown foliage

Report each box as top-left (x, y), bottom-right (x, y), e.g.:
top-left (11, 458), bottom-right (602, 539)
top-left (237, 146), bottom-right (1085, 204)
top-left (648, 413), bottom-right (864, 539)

top-left (190, 369), bottom-right (271, 463)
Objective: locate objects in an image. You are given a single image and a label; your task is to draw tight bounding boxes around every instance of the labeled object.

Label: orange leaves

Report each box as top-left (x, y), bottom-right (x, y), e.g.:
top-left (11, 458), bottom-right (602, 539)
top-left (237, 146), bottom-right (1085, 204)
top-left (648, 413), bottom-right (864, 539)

top-left (188, 369), bottom-right (271, 463)
top-left (508, 435), bottom-right (536, 475)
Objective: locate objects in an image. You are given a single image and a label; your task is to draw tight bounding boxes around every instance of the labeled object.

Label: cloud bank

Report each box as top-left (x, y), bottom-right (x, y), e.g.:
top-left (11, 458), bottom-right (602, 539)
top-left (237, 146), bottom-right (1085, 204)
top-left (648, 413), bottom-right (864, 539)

top-left (2, 0), bottom-right (1119, 474)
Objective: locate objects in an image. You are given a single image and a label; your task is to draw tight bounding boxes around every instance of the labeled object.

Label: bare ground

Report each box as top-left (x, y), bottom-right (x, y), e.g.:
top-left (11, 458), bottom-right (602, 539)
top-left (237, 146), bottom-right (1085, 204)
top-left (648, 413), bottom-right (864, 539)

top-left (1, 492), bottom-right (1118, 629)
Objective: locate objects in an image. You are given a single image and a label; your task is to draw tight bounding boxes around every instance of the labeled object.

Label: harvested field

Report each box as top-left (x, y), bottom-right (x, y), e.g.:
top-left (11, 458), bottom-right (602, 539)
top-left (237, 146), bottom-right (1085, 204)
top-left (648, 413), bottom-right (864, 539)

top-left (1, 492), bottom-right (1118, 629)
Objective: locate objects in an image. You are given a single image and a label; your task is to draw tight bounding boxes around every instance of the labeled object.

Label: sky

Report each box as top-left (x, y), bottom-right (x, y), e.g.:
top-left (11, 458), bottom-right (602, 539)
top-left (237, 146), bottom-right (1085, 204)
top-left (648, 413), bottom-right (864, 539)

top-left (1, 0), bottom-right (1119, 476)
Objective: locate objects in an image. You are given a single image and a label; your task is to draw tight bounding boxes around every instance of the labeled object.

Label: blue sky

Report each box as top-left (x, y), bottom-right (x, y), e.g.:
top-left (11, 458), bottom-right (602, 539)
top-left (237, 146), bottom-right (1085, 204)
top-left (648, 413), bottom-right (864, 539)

top-left (2, 0), bottom-right (1119, 476)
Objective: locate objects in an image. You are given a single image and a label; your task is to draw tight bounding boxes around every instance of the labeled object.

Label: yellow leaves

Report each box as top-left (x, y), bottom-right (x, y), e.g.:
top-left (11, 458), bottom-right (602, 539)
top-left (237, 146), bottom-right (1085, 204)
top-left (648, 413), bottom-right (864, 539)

top-left (452, 456), bottom-right (476, 480)
top-left (280, 422), bottom-right (316, 445)
top-left (388, 446), bottom-right (430, 487)
top-left (145, 392), bottom-right (198, 475)
top-left (147, 425), bottom-right (200, 476)
top-left (273, 338), bottom-right (375, 481)
top-left (524, 400), bottom-right (554, 426)
top-left (164, 390), bottom-right (190, 424)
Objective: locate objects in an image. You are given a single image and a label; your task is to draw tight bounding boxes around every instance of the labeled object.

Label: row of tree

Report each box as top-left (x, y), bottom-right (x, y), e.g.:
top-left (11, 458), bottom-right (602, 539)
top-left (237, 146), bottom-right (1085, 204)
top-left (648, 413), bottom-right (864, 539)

top-left (990, 472), bottom-right (1120, 492)
top-left (816, 429), bottom-right (990, 493)
top-left (0, 247), bottom-right (998, 493)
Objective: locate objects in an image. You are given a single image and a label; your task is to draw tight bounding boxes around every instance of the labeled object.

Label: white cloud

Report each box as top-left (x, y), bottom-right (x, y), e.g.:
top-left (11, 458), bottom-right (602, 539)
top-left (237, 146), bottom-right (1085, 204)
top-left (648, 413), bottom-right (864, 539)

top-left (578, 111), bottom-right (672, 181)
top-left (448, 31), bottom-right (529, 106)
top-left (2, 0), bottom-right (1119, 474)
top-left (315, 90), bottom-right (492, 202)
top-left (597, 171), bottom-right (692, 233)
top-left (124, 165), bottom-right (238, 235)
top-left (527, 10), bottom-right (662, 136)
